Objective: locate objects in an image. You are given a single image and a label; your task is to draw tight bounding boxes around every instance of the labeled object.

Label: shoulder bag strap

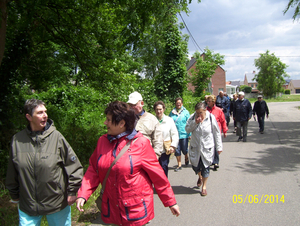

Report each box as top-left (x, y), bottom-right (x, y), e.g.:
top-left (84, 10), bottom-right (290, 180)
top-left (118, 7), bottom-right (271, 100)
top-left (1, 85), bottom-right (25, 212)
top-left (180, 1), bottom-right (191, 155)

top-left (100, 138), bottom-right (138, 195)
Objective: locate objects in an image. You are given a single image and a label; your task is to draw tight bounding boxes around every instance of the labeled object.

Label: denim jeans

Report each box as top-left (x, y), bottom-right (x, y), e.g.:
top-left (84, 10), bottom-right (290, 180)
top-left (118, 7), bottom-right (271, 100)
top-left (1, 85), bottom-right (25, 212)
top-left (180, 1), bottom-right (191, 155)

top-left (159, 153), bottom-right (170, 177)
top-left (19, 205), bottom-right (71, 226)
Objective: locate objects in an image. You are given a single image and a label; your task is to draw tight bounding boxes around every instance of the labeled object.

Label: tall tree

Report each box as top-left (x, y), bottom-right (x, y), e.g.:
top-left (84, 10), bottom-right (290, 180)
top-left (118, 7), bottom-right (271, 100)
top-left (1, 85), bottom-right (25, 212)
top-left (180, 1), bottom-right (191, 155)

top-left (189, 48), bottom-right (225, 97)
top-left (284, 0), bottom-right (300, 20)
top-left (154, 15), bottom-right (189, 101)
top-left (254, 50), bottom-right (289, 97)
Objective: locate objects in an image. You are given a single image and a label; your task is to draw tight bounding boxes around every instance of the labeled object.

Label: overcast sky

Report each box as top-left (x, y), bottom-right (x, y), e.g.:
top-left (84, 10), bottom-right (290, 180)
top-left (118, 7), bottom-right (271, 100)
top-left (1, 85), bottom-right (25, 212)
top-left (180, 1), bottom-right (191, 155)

top-left (179, 0), bottom-right (300, 81)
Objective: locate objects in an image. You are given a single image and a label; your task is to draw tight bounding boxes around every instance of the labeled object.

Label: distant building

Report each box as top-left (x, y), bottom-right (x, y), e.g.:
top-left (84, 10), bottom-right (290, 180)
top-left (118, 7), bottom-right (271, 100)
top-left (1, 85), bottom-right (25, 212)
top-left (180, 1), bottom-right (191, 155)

top-left (187, 56), bottom-right (226, 96)
top-left (283, 79), bottom-right (291, 90)
top-left (287, 80), bottom-right (300, 94)
top-left (244, 71), bottom-right (259, 93)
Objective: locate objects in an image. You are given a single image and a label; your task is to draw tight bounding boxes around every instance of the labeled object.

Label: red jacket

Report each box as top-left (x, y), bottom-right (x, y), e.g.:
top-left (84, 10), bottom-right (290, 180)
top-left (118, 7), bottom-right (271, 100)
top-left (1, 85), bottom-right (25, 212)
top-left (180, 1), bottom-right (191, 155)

top-left (207, 105), bottom-right (228, 134)
top-left (77, 131), bottom-right (176, 226)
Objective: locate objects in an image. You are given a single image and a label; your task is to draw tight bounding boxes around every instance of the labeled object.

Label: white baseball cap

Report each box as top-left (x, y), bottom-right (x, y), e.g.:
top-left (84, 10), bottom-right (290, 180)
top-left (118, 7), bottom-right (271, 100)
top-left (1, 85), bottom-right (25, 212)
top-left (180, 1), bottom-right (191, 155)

top-left (238, 91), bottom-right (245, 96)
top-left (127, 91), bottom-right (143, 104)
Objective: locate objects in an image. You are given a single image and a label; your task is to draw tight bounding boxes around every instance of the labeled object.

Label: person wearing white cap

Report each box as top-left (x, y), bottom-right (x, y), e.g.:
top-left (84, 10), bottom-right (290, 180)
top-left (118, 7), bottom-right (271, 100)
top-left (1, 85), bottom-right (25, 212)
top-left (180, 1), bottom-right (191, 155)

top-left (233, 91), bottom-right (252, 142)
top-left (253, 95), bottom-right (269, 134)
top-left (127, 91), bottom-right (163, 158)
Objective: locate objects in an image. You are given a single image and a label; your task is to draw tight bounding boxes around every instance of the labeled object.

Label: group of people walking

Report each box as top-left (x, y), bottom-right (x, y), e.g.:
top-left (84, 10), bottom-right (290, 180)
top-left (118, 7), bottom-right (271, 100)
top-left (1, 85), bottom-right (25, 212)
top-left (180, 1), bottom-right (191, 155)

top-left (231, 91), bottom-right (269, 142)
top-left (5, 90), bottom-right (269, 226)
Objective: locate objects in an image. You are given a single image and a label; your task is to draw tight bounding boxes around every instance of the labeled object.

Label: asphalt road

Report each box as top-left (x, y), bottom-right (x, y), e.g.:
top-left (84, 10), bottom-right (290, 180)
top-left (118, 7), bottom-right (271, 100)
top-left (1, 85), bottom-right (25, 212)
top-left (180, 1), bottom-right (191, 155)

top-left (92, 101), bottom-right (300, 226)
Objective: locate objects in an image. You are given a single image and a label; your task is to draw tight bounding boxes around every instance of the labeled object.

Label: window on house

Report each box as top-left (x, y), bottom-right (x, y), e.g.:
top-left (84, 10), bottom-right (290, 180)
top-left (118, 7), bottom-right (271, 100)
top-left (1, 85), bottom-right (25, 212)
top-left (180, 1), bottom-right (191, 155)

top-left (251, 84), bottom-right (254, 88)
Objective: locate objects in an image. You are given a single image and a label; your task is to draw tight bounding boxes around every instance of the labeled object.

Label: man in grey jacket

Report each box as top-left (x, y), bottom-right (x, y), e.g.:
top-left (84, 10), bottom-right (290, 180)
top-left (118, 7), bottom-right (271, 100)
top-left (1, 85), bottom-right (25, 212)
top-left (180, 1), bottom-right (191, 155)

top-left (127, 91), bottom-right (163, 158)
top-left (6, 99), bottom-right (83, 226)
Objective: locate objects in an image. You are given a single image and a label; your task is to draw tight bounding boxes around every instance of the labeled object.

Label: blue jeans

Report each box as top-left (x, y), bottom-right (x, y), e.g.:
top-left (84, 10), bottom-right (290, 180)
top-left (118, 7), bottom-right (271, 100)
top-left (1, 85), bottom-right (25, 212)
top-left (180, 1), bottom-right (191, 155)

top-left (192, 157), bottom-right (210, 178)
top-left (159, 153), bottom-right (170, 177)
top-left (19, 205), bottom-right (71, 226)
top-left (257, 115), bottom-right (265, 132)
top-left (175, 138), bottom-right (189, 156)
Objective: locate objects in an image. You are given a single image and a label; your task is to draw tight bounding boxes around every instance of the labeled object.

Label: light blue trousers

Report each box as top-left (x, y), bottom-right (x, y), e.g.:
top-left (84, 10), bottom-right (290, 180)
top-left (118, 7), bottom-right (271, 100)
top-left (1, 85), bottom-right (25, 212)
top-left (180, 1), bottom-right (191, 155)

top-left (19, 205), bottom-right (71, 226)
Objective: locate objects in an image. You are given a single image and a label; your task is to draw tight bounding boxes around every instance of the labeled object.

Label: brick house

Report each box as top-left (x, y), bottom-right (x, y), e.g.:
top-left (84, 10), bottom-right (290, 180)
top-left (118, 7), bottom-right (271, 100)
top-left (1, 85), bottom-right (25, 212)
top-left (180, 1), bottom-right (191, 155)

top-left (244, 71), bottom-right (259, 93)
top-left (187, 56), bottom-right (226, 96)
top-left (287, 80), bottom-right (300, 94)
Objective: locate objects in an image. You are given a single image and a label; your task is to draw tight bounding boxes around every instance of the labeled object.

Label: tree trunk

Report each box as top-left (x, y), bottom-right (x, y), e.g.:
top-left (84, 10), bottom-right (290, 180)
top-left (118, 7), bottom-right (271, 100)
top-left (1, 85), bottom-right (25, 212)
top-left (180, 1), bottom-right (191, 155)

top-left (0, 0), bottom-right (8, 67)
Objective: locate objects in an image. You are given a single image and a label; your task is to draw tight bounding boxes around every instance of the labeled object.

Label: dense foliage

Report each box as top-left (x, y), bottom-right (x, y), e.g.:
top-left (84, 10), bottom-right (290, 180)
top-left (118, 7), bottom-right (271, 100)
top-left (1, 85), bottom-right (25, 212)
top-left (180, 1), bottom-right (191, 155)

top-left (254, 50), bottom-right (289, 98)
top-left (0, 0), bottom-right (203, 180)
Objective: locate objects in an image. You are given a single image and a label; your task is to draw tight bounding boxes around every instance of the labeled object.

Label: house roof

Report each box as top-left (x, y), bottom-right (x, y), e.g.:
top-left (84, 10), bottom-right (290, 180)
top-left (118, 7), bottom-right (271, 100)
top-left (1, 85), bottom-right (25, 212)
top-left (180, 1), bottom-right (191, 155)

top-left (187, 58), bottom-right (197, 71)
top-left (186, 57), bottom-right (225, 72)
top-left (245, 73), bottom-right (257, 83)
top-left (291, 79), bottom-right (300, 88)
top-left (284, 79), bottom-right (292, 85)
top-left (230, 80), bottom-right (243, 86)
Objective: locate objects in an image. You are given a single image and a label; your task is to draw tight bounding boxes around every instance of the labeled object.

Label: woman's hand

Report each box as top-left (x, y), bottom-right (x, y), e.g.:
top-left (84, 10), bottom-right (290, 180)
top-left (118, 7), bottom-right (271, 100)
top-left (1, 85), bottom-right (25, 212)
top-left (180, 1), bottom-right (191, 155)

top-left (195, 115), bottom-right (202, 124)
top-left (170, 204), bottom-right (180, 217)
top-left (169, 146), bottom-right (176, 154)
top-left (76, 198), bottom-right (86, 212)
top-left (67, 195), bottom-right (77, 206)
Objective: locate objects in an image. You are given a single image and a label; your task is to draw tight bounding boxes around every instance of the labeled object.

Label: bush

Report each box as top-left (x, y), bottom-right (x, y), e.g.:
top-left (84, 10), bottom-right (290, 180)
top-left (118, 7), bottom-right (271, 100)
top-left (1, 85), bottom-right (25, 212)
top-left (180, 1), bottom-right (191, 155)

top-left (239, 85), bottom-right (252, 93)
top-left (284, 89), bottom-right (291, 94)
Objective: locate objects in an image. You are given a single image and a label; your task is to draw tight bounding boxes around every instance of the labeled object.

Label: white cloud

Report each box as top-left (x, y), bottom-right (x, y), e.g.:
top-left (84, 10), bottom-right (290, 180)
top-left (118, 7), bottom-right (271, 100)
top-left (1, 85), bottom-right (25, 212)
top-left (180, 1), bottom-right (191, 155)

top-left (180, 0), bottom-right (300, 81)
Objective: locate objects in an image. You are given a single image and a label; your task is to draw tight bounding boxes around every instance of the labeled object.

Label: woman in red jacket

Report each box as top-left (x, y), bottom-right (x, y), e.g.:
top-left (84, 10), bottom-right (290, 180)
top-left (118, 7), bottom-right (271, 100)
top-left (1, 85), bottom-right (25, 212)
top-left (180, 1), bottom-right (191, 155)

top-left (206, 95), bottom-right (228, 171)
top-left (76, 101), bottom-right (180, 226)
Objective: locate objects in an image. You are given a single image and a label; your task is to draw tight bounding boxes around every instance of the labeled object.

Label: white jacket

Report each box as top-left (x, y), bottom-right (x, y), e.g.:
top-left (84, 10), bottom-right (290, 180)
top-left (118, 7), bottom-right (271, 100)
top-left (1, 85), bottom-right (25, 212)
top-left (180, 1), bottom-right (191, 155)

top-left (185, 111), bottom-right (222, 168)
top-left (159, 114), bottom-right (179, 153)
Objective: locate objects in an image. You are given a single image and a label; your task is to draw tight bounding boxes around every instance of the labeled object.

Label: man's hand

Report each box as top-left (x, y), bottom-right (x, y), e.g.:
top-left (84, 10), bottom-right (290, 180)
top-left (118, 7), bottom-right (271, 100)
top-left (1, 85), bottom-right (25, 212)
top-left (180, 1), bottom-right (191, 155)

top-left (217, 151), bottom-right (222, 155)
top-left (223, 132), bottom-right (227, 138)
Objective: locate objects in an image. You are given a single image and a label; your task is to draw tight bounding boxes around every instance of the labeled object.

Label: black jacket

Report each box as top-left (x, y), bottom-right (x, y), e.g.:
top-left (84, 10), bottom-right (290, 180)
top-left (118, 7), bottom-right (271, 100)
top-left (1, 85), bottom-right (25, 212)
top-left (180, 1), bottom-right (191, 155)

top-left (233, 99), bottom-right (252, 122)
top-left (253, 100), bottom-right (269, 117)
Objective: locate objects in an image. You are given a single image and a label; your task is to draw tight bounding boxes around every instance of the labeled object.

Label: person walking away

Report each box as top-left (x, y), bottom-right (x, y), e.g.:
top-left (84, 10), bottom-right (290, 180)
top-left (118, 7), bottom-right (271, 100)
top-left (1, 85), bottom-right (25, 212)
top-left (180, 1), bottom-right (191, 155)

top-left (154, 101), bottom-right (179, 177)
top-left (169, 97), bottom-right (191, 172)
top-left (230, 93), bottom-right (238, 133)
top-left (6, 99), bottom-right (83, 226)
top-left (216, 91), bottom-right (230, 127)
top-left (76, 101), bottom-right (180, 226)
top-left (233, 92), bottom-right (252, 142)
top-left (206, 95), bottom-right (228, 170)
top-left (185, 102), bottom-right (222, 196)
top-left (224, 92), bottom-right (231, 126)
top-left (127, 91), bottom-right (163, 159)
top-left (253, 95), bottom-right (269, 134)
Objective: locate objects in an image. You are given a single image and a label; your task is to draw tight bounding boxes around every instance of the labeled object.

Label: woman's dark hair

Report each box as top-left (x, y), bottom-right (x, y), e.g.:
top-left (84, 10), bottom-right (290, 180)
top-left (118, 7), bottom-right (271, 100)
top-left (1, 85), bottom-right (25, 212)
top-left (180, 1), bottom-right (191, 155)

top-left (24, 99), bottom-right (46, 116)
top-left (104, 101), bottom-right (136, 132)
top-left (153, 101), bottom-right (165, 111)
top-left (195, 102), bottom-right (206, 111)
top-left (175, 97), bottom-right (183, 104)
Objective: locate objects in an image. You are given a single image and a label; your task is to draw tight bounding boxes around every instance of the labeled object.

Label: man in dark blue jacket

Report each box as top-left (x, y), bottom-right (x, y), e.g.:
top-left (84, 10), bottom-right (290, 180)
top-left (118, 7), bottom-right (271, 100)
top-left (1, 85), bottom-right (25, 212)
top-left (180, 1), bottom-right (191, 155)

top-left (253, 95), bottom-right (269, 134)
top-left (216, 91), bottom-right (230, 126)
top-left (233, 92), bottom-right (252, 142)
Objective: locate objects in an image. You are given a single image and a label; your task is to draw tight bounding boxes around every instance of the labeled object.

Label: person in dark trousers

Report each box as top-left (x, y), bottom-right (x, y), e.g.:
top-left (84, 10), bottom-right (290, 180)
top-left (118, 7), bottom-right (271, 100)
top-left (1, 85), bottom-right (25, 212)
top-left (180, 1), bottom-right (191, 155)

top-left (216, 91), bottom-right (230, 127)
top-left (230, 93), bottom-right (238, 133)
top-left (233, 92), bottom-right (252, 142)
top-left (253, 95), bottom-right (269, 134)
